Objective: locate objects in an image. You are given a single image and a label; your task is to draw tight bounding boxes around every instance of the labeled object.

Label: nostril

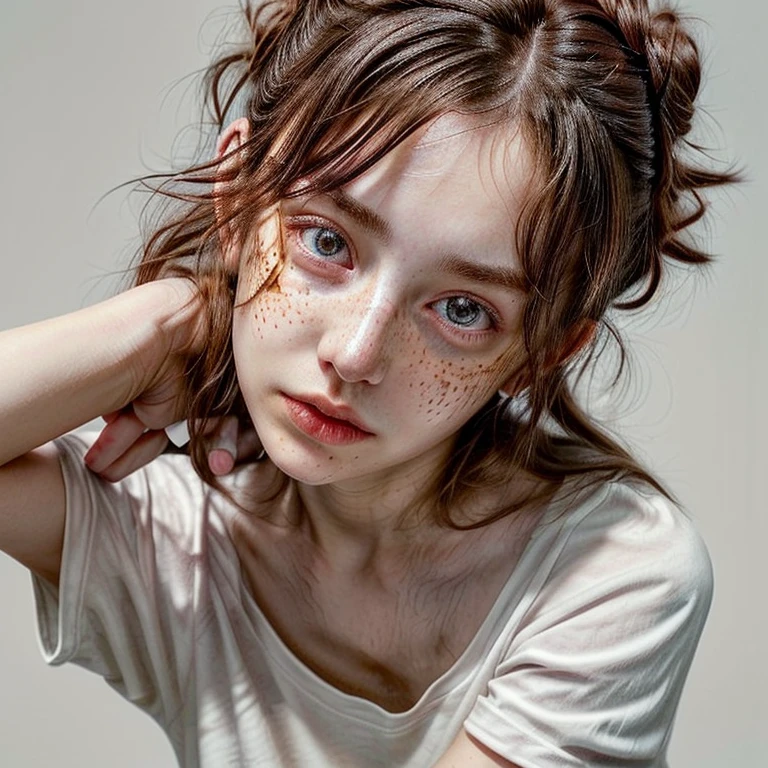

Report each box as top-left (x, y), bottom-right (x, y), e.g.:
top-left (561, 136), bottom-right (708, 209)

top-left (316, 289), bottom-right (399, 385)
top-left (320, 323), bottom-right (392, 384)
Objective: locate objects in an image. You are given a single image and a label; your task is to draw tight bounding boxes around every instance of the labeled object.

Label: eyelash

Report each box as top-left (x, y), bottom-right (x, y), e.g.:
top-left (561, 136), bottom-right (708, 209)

top-left (287, 216), bottom-right (353, 268)
top-left (284, 215), bottom-right (502, 343)
top-left (431, 297), bottom-right (501, 341)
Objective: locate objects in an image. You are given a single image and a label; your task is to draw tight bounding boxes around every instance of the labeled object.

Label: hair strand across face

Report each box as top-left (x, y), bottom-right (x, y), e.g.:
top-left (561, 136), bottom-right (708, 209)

top-left (131, 0), bottom-right (740, 525)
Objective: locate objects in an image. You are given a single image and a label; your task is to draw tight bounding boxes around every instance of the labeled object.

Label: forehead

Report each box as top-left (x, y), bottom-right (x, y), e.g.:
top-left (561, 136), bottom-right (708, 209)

top-left (411, 112), bottom-right (525, 173)
top-left (342, 113), bottom-right (532, 253)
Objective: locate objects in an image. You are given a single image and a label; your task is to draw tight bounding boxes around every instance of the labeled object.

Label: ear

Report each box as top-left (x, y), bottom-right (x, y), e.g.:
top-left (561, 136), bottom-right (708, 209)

top-left (214, 118), bottom-right (251, 272)
top-left (216, 117), bottom-right (251, 160)
top-left (499, 319), bottom-right (597, 397)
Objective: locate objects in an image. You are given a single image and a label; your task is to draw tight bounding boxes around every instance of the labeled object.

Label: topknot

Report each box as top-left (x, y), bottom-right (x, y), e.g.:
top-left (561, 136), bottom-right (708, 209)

top-left (645, 7), bottom-right (701, 142)
top-left (131, 0), bottom-right (740, 519)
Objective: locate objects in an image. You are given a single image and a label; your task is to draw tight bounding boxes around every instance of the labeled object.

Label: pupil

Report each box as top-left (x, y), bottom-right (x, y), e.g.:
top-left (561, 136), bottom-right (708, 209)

top-left (315, 229), bottom-right (341, 256)
top-left (447, 297), bottom-right (479, 325)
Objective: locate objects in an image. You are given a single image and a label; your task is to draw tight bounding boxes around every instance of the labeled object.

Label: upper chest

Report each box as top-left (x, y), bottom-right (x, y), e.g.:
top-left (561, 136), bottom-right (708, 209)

top-left (227, 507), bottom-right (542, 713)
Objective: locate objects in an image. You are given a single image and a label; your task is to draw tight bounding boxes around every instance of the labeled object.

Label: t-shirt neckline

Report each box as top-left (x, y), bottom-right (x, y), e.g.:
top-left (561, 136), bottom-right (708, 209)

top-left (232, 480), bottom-right (611, 723)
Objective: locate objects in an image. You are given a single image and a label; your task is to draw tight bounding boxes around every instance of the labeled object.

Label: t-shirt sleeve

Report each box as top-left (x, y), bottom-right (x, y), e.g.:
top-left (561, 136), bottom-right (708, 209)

top-left (31, 430), bottom-right (208, 730)
top-left (463, 481), bottom-right (714, 767)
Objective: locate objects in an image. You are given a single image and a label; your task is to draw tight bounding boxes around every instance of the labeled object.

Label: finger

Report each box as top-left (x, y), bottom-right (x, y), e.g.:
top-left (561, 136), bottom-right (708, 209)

top-left (96, 429), bottom-right (170, 483)
top-left (207, 416), bottom-right (239, 476)
top-left (101, 410), bottom-right (123, 425)
top-left (84, 408), bottom-right (147, 473)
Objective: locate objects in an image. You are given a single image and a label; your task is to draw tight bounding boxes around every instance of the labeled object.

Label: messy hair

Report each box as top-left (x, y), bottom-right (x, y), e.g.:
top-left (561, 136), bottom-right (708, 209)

top-left (134, 0), bottom-right (738, 527)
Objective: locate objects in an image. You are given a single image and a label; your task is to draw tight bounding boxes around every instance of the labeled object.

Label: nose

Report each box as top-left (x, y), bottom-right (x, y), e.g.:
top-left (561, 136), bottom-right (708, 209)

top-left (317, 282), bottom-right (398, 386)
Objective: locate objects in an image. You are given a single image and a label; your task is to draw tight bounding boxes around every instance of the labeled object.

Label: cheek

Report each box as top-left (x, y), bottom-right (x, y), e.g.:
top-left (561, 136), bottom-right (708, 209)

top-left (235, 262), bottom-right (316, 345)
top-left (397, 346), bottom-right (506, 425)
top-left (236, 214), bottom-right (283, 298)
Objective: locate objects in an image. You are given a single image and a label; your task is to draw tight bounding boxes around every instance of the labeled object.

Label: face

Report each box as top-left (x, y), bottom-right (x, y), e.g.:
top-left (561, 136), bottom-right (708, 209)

top-left (231, 113), bottom-right (531, 489)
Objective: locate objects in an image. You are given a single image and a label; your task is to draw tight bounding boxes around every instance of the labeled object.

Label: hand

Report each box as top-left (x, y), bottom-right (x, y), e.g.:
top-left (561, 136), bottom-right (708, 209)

top-left (76, 277), bottom-right (259, 481)
top-left (85, 412), bottom-right (264, 482)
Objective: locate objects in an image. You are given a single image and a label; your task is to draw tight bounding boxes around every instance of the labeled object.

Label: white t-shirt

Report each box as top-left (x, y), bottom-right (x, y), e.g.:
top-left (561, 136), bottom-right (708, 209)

top-left (32, 431), bottom-right (713, 767)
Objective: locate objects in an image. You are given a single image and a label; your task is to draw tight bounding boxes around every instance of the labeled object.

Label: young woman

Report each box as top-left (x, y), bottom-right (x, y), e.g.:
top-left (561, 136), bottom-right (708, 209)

top-left (0, 0), bottom-right (738, 765)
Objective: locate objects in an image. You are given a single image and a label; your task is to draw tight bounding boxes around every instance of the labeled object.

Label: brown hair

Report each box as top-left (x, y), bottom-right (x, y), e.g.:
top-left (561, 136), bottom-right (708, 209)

top-left (133, 0), bottom-right (738, 527)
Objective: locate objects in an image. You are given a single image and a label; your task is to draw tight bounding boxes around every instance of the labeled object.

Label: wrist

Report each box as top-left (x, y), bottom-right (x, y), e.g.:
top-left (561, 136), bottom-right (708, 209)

top-left (111, 279), bottom-right (205, 397)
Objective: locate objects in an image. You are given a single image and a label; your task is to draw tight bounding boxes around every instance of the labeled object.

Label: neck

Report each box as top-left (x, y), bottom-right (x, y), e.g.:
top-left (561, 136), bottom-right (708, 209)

top-left (293, 448), bottom-right (452, 575)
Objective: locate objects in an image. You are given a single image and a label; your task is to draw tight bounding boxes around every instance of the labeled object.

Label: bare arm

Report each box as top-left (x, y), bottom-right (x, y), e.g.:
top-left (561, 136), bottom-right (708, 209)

top-left (433, 729), bottom-right (520, 768)
top-left (0, 279), bottom-right (203, 584)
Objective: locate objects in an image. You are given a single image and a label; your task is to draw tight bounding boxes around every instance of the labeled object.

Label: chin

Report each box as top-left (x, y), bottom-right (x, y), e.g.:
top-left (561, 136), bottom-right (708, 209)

top-left (257, 435), bottom-right (369, 486)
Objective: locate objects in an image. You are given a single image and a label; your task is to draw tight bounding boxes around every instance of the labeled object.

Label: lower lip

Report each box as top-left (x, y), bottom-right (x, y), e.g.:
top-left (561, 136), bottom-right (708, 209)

top-left (282, 395), bottom-right (373, 446)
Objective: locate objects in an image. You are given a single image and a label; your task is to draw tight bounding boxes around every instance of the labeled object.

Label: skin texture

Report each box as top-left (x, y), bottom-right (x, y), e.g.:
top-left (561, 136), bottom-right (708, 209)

top-left (221, 115), bottom-right (545, 765)
top-left (229, 114), bottom-right (533, 547)
top-left (66, 115), bottom-right (563, 765)
top-left (434, 729), bottom-right (521, 767)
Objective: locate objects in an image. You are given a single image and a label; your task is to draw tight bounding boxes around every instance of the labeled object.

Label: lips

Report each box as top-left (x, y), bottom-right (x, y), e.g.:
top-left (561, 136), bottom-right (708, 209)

top-left (281, 393), bottom-right (374, 446)
top-left (289, 393), bottom-right (372, 431)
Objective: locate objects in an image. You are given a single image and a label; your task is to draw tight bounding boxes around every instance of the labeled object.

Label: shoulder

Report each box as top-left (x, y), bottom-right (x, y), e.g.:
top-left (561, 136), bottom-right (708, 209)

top-left (564, 478), bottom-right (711, 583)
top-left (463, 480), bottom-right (714, 764)
top-left (55, 429), bottom-right (208, 518)
top-left (525, 477), bottom-right (714, 633)
top-left (55, 430), bottom-right (289, 564)
top-left (52, 430), bottom-right (255, 552)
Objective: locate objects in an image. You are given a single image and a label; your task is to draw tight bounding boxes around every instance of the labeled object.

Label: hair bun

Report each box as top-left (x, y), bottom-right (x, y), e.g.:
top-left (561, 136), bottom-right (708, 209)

top-left (645, 8), bottom-right (701, 142)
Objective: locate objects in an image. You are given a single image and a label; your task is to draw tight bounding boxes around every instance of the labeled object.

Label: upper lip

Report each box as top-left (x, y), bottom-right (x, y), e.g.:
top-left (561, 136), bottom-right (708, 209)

top-left (287, 393), bottom-right (374, 433)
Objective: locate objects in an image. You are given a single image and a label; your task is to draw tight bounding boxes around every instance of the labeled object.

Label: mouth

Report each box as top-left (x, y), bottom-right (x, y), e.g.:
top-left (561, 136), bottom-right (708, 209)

top-left (281, 393), bottom-right (374, 446)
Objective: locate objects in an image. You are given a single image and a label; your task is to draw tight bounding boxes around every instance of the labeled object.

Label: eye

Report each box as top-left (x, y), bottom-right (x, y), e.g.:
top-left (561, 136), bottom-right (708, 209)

top-left (300, 226), bottom-right (349, 264)
top-left (433, 296), bottom-right (494, 331)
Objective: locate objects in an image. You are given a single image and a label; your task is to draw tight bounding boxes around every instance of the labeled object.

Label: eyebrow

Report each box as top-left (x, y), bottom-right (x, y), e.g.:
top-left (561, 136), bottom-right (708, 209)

top-left (327, 189), bottom-right (392, 242)
top-left (437, 254), bottom-right (529, 295)
top-left (324, 190), bottom-right (527, 294)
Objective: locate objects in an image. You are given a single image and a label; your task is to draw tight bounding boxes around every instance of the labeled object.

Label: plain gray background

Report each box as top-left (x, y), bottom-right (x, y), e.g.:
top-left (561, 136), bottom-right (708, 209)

top-left (0, 1), bottom-right (765, 765)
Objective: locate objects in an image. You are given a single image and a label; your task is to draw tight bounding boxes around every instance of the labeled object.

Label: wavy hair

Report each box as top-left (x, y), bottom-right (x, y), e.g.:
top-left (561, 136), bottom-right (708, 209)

top-left (133, 0), bottom-right (738, 527)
